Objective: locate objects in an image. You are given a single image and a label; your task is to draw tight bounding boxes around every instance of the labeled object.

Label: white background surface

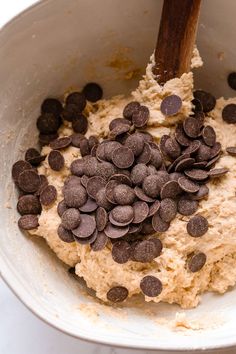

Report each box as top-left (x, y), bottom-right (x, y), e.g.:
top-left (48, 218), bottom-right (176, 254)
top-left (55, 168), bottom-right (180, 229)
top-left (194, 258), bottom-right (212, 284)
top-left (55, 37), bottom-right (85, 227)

top-left (0, 1), bottom-right (236, 354)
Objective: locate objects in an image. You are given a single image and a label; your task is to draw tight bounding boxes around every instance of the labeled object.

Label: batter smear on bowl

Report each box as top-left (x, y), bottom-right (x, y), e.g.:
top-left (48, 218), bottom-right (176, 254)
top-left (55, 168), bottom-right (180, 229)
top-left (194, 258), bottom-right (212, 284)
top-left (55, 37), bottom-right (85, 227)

top-left (11, 53), bottom-right (236, 308)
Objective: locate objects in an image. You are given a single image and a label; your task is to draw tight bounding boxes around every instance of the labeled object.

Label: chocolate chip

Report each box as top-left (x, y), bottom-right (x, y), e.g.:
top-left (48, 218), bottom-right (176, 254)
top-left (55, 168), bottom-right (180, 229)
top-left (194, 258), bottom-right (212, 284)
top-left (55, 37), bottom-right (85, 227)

top-left (49, 136), bottom-right (72, 150)
top-left (210, 142), bottom-right (222, 159)
top-left (79, 197), bottom-right (98, 212)
top-left (12, 160), bottom-right (32, 182)
top-left (132, 240), bottom-right (158, 263)
top-left (97, 161), bottom-right (116, 180)
top-left (91, 231), bottom-right (108, 251)
top-left (40, 185), bottom-right (57, 206)
top-left (132, 201), bottom-right (149, 224)
top-left (66, 92), bottom-right (86, 111)
top-left (88, 135), bottom-right (99, 150)
top-left (86, 176), bottom-right (106, 199)
top-left (160, 135), bottom-right (170, 155)
top-left (57, 200), bottom-right (68, 217)
top-left (37, 113), bottom-right (61, 134)
top-left (104, 222), bottom-right (129, 239)
top-left (147, 165), bottom-right (158, 175)
top-left (138, 131), bottom-right (153, 143)
top-left (112, 146), bottom-right (134, 169)
top-left (74, 229), bottom-right (98, 245)
top-left (95, 207), bottom-right (108, 231)
top-left (113, 184), bottom-right (135, 205)
top-left (196, 144), bottom-right (212, 162)
top-left (148, 200), bottom-right (160, 217)
top-left (188, 252), bottom-right (207, 272)
top-left (109, 118), bottom-right (131, 131)
top-left (107, 286), bottom-right (128, 302)
top-left (103, 141), bottom-right (121, 161)
top-left (192, 98), bottom-right (203, 113)
top-left (79, 138), bottom-right (90, 156)
top-left (149, 148), bottom-right (163, 169)
top-left (57, 224), bottom-right (75, 243)
top-left (136, 142), bottom-right (152, 164)
top-left (18, 214), bottom-right (39, 230)
top-left (142, 175), bottom-right (161, 198)
top-left (18, 170), bottom-right (41, 193)
top-left (184, 169), bottom-right (208, 181)
top-left (227, 72), bottom-right (236, 90)
top-left (64, 176), bottom-right (81, 190)
top-left (127, 224), bottom-right (142, 236)
top-left (178, 197), bottom-right (198, 216)
top-left (141, 217), bottom-right (155, 234)
top-left (105, 180), bottom-right (119, 204)
top-left (159, 198), bottom-right (177, 222)
top-left (39, 132), bottom-right (59, 146)
top-left (133, 186), bottom-right (154, 203)
top-left (125, 133), bottom-right (144, 156)
top-left (81, 175), bottom-right (89, 188)
top-left (81, 156), bottom-right (97, 177)
top-left (61, 208), bottom-right (81, 230)
top-left (187, 215), bottom-right (208, 237)
top-left (183, 117), bottom-right (201, 138)
top-left (208, 168), bottom-right (229, 178)
top-left (193, 111), bottom-right (205, 127)
top-left (17, 195), bottom-right (41, 215)
top-left (110, 205), bottom-right (134, 226)
top-left (123, 101), bottom-right (140, 119)
top-left (48, 150), bottom-right (64, 171)
top-left (41, 98), bottom-right (63, 117)
top-left (91, 144), bottom-right (98, 157)
top-left (192, 161), bottom-right (207, 169)
top-left (183, 140), bottom-right (201, 155)
top-left (70, 159), bottom-right (84, 176)
top-left (189, 184), bottom-right (209, 200)
top-left (175, 157), bottom-right (195, 172)
top-left (226, 146), bottom-right (236, 156)
top-left (160, 180), bottom-right (181, 199)
top-left (35, 175), bottom-right (49, 196)
top-left (64, 185), bottom-right (87, 208)
top-left (204, 155), bottom-right (219, 168)
top-left (95, 142), bottom-right (107, 162)
top-left (193, 90), bottom-right (216, 113)
top-left (25, 148), bottom-right (44, 166)
top-left (82, 82), bottom-right (103, 102)
top-left (222, 103), bottom-right (236, 124)
top-left (62, 104), bottom-right (81, 122)
top-left (109, 173), bottom-right (132, 186)
top-left (152, 213), bottom-right (170, 232)
top-left (112, 240), bottom-right (131, 264)
top-left (110, 124), bottom-right (130, 139)
top-left (201, 126), bottom-right (216, 147)
top-left (168, 154), bottom-right (190, 173)
top-left (178, 176), bottom-right (199, 193)
top-left (95, 187), bottom-right (113, 210)
top-left (72, 214), bottom-right (96, 238)
top-left (148, 238), bottom-right (163, 256)
top-left (175, 123), bottom-right (191, 147)
top-left (169, 172), bottom-right (183, 182)
top-left (72, 114), bottom-right (88, 135)
top-left (71, 133), bottom-right (85, 148)
top-left (140, 276), bottom-right (162, 297)
top-left (165, 138), bottom-right (181, 160)
top-left (160, 95), bottom-right (182, 116)
top-left (132, 105), bottom-right (149, 128)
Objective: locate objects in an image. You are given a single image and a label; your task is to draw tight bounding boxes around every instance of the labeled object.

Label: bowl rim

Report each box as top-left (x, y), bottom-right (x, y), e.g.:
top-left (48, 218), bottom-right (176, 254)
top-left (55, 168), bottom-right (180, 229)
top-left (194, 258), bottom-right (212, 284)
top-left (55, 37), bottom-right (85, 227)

top-left (1, 0), bottom-right (236, 351)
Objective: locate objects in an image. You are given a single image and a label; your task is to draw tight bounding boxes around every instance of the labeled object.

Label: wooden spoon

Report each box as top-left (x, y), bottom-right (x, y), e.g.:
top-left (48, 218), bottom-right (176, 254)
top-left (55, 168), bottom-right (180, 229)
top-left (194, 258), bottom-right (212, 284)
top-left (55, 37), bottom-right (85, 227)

top-left (153, 0), bottom-right (201, 84)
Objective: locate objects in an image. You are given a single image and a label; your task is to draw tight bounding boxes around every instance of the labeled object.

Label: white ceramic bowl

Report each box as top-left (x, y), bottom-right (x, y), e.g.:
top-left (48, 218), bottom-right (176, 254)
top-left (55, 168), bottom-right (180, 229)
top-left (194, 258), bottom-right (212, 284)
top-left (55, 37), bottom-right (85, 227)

top-left (1, 0), bottom-right (236, 351)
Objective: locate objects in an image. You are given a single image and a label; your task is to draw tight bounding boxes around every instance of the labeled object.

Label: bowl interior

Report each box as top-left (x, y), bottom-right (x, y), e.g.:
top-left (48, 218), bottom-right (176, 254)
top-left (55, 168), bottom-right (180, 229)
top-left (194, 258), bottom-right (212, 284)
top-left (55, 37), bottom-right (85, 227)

top-left (1, 0), bottom-right (236, 350)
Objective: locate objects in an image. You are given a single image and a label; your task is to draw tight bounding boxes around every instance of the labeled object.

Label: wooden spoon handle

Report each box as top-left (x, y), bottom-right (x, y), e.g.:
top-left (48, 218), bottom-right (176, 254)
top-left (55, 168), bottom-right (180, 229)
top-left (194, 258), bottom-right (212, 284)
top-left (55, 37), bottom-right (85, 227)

top-left (153, 0), bottom-right (201, 84)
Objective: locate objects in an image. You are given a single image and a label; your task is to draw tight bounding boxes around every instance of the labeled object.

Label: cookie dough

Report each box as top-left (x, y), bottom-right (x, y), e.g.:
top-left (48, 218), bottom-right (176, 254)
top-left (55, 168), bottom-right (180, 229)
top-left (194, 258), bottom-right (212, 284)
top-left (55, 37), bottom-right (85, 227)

top-left (29, 54), bottom-right (236, 309)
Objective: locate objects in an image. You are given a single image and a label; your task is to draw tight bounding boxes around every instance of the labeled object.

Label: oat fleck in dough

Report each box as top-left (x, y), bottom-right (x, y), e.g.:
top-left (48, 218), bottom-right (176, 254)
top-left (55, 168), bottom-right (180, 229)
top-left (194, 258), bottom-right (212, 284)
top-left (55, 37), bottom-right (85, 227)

top-left (19, 53), bottom-right (236, 308)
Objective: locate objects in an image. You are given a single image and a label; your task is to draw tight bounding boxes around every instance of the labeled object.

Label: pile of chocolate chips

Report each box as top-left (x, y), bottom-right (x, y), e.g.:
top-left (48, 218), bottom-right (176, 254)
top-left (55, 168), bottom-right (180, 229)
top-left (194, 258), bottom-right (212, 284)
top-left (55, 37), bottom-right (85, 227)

top-left (13, 82), bottom-right (236, 303)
